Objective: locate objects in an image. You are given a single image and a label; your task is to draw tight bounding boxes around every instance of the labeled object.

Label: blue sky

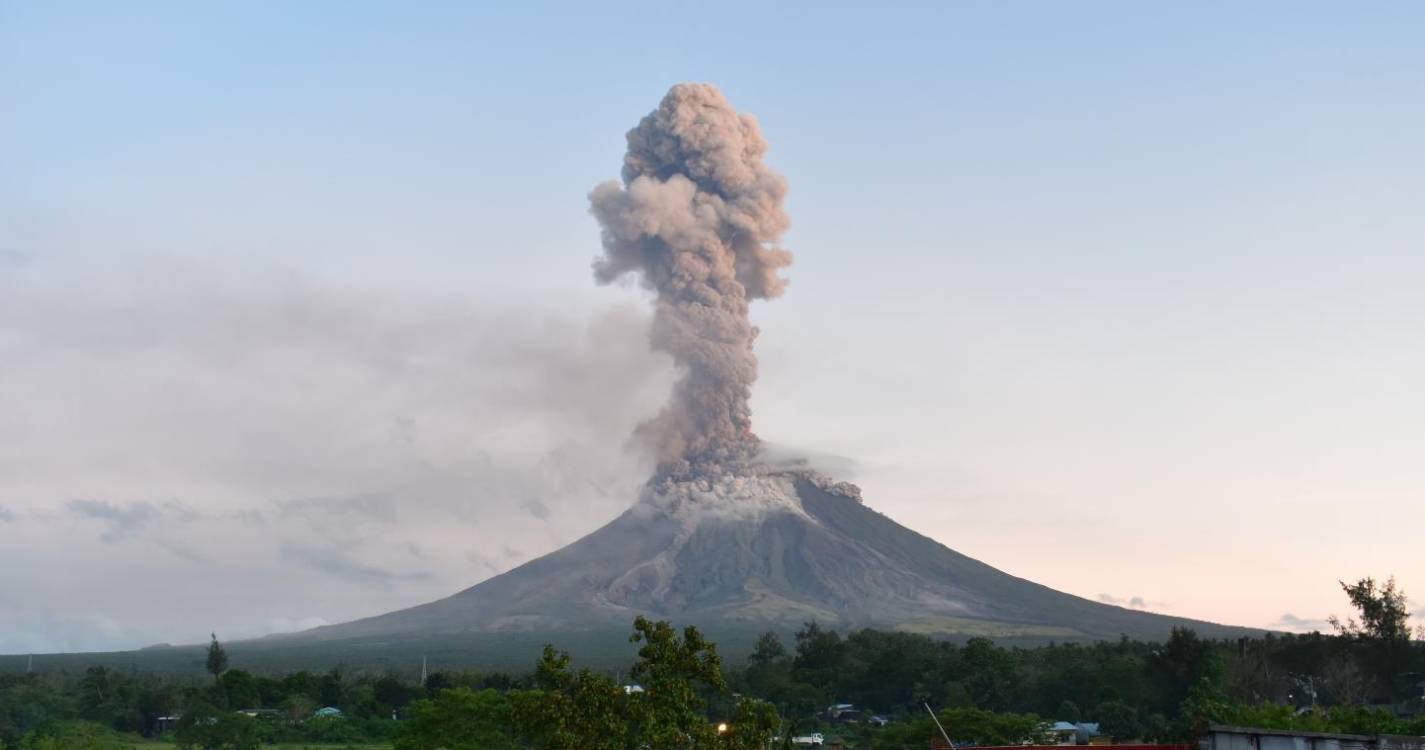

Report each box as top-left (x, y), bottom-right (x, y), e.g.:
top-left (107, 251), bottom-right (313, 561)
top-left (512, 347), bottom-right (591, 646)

top-left (2, 2), bottom-right (1423, 651)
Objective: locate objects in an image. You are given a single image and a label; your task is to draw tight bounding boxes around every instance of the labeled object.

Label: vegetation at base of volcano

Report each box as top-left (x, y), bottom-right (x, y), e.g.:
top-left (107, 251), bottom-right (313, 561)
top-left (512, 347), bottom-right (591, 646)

top-left (1, 578), bottom-right (1421, 749)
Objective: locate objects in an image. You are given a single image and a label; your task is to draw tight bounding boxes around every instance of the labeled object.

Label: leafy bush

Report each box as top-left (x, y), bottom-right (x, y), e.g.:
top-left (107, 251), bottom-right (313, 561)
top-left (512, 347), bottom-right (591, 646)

top-left (396, 688), bottom-right (519, 750)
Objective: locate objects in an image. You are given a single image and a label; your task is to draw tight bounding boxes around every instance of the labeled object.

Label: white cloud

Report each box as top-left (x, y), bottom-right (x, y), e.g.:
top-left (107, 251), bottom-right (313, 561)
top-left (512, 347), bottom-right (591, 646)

top-left (1271, 613), bottom-right (1332, 632)
top-left (1097, 593), bottom-right (1167, 610)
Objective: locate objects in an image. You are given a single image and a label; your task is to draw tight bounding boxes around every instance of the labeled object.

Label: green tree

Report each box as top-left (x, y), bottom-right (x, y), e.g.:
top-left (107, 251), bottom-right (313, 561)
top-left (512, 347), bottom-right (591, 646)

top-left (205, 634), bottom-right (228, 684)
top-left (373, 674), bottom-right (411, 714)
top-left (878, 707), bottom-right (1048, 748)
top-left (1330, 576), bottom-right (1414, 697)
top-left (626, 616), bottom-right (726, 749)
top-left (218, 670), bottom-right (258, 711)
top-left (792, 623), bottom-right (845, 674)
top-left (1330, 576), bottom-right (1413, 642)
top-left (1096, 700), bottom-right (1141, 741)
top-left (1149, 628), bottom-right (1222, 716)
top-left (958, 637), bottom-right (1017, 710)
top-left (395, 688), bottom-right (518, 750)
top-left (280, 693), bottom-right (315, 721)
top-left (720, 697), bottom-right (779, 750)
top-left (174, 702), bottom-right (258, 750)
top-left (512, 646), bottom-right (628, 750)
top-left (940, 707), bottom-right (1050, 745)
top-left (315, 669), bottom-right (343, 707)
top-left (1176, 676), bottom-right (1229, 739)
top-left (750, 632), bottom-right (787, 667)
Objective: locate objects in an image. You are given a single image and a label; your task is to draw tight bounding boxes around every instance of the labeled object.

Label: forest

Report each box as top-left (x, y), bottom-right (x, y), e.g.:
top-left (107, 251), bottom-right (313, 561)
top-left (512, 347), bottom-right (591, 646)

top-left (1, 578), bottom-right (1421, 749)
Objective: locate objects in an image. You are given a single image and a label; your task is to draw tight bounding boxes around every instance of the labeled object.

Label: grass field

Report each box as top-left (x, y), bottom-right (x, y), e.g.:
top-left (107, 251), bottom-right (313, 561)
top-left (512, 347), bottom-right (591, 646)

top-left (44, 743), bottom-right (391, 750)
top-left (5, 721), bottom-right (395, 750)
top-left (138, 745), bottom-right (392, 749)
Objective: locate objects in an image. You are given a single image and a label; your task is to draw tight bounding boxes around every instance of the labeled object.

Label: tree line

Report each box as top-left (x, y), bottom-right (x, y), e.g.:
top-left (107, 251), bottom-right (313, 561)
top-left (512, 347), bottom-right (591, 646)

top-left (1, 577), bottom-right (1421, 749)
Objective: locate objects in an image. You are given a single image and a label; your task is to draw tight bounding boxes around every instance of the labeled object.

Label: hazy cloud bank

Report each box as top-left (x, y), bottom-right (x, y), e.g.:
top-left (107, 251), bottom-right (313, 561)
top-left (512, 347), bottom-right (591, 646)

top-left (0, 261), bottom-right (675, 651)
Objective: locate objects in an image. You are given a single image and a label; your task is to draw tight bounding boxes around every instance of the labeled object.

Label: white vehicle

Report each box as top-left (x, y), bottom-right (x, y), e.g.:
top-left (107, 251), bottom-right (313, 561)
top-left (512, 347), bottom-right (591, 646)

top-left (792, 733), bottom-right (824, 746)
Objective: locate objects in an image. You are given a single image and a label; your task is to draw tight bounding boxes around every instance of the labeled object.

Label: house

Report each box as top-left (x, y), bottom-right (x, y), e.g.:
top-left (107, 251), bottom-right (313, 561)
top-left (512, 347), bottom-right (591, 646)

top-left (1049, 721), bottom-right (1080, 744)
top-left (313, 706), bottom-right (344, 719)
top-left (155, 715), bottom-right (181, 733)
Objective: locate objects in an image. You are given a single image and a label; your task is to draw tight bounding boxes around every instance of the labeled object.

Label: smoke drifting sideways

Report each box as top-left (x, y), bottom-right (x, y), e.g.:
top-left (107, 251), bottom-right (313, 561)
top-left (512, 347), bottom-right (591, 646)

top-left (590, 83), bottom-right (793, 481)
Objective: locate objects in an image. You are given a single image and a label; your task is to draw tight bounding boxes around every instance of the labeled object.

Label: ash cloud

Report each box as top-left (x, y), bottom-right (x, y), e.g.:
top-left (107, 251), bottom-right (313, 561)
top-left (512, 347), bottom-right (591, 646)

top-left (590, 83), bottom-right (792, 478)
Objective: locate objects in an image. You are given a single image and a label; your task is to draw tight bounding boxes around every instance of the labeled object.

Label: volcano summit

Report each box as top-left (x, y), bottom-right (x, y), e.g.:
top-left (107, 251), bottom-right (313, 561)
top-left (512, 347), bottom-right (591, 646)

top-left (285, 85), bottom-right (1256, 649)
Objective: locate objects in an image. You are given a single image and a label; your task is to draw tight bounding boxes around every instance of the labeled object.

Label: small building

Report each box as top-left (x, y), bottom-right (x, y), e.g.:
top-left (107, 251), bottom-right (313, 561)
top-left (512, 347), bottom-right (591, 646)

top-left (313, 706), bottom-right (344, 719)
top-left (1050, 722), bottom-right (1081, 744)
top-left (1202, 724), bottom-right (1425, 750)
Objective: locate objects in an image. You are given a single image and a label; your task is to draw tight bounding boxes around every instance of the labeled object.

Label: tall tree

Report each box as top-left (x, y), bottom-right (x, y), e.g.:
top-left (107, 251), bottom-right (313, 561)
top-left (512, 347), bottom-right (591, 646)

top-left (1330, 577), bottom-right (1412, 642)
top-left (1148, 628), bottom-right (1221, 715)
top-left (512, 645), bottom-right (628, 750)
top-left (627, 616), bottom-right (725, 749)
top-left (1329, 576), bottom-right (1414, 698)
top-left (205, 633), bottom-right (228, 684)
top-left (750, 632), bottom-right (786, 667)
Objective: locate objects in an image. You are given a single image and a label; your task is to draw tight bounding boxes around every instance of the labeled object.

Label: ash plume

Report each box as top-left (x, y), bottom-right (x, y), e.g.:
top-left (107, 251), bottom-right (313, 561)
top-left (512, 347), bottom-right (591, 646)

top-left (590, 83), bottom-right (792, 478)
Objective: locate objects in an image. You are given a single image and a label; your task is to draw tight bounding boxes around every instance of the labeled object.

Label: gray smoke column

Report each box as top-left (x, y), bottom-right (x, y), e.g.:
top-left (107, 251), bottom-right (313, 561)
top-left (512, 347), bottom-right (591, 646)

top-left (590, 83), bottom-right (792, 478)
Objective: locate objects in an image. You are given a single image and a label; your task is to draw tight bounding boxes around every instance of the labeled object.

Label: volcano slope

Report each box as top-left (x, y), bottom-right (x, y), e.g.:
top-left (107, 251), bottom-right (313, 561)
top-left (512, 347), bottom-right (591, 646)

top-left (285, 473), bottom-right (1259, 647)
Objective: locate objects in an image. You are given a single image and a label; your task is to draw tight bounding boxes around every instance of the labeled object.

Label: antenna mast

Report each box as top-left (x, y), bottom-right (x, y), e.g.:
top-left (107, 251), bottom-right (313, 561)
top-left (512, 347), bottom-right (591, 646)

top-left (924, 702), bottom-right (953, 747)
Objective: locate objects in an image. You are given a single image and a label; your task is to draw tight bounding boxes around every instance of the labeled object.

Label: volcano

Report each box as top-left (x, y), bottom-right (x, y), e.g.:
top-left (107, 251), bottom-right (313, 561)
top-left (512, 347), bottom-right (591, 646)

top-left (292, 472), bottom-right (1255, 644)
top-left (276, 84), bottom-right (1260, 653)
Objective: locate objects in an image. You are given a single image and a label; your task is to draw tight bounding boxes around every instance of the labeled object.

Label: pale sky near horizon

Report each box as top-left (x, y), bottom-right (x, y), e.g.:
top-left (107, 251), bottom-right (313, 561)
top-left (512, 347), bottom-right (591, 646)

top-left (2, 1), bottom-right (1423, 653)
